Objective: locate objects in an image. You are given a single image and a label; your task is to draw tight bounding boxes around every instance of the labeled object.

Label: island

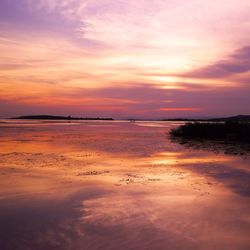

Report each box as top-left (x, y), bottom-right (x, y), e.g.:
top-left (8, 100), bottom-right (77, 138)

top-left (11, 115), bottom-right (114, 121)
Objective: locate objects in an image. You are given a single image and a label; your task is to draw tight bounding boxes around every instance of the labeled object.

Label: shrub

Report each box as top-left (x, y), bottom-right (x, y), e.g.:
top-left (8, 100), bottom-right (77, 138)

top-left (170, 121), bottom-right (250, 143)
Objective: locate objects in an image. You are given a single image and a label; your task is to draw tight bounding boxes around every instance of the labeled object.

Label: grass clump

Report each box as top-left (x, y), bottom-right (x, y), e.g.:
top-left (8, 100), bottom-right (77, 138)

top-left (170, 121), bottom-right (250, 143)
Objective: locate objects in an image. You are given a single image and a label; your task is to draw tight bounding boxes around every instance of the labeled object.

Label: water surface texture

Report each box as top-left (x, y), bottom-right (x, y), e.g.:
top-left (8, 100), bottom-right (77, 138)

top-left (0, 120), bottom-right (250, 250)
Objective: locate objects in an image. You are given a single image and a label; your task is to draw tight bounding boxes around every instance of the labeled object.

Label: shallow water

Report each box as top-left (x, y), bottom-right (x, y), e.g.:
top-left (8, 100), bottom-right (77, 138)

top-left (0, 120), bottom-right (250, 250)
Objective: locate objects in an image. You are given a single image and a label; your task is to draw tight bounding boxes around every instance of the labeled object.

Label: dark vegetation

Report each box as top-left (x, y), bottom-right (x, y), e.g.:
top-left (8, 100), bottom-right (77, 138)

top-left (12, 115), bottom-right (114, 120)
top-left (170, 121), bottom-right (250, 143)
top-left (170, 121), bottom-right (250, 155)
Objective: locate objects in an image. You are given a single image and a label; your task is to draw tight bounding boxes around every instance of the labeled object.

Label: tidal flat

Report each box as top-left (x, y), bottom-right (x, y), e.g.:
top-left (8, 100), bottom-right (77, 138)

top-left (0, 120), bottom-right (250, 250)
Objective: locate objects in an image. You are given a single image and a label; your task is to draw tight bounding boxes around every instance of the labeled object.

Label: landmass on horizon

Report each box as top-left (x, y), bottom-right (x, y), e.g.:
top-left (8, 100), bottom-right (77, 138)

top-left (162, 115), bottom-right (250, 122)
top-left (12, 115), bottom-right (114, 121)
top-left (10, 114), bottom-right (250, 121)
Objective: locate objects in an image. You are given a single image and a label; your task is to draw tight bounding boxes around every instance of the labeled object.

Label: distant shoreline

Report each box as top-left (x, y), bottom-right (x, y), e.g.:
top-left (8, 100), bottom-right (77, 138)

top-left (11, 115), bottom-right (114, 121)
top-left (9, 114), bottom-right (250, 122)
top-left (162, 115), bottom-right (250, 122)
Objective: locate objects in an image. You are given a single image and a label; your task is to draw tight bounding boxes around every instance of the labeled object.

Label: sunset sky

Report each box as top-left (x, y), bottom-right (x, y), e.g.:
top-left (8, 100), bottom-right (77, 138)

top-left (0, 0), bottom-right (250, 118)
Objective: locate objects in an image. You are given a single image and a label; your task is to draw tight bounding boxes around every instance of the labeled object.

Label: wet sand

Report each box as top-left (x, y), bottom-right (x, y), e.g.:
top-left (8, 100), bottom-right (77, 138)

top-left (0, 120), bottom-right (250, 250)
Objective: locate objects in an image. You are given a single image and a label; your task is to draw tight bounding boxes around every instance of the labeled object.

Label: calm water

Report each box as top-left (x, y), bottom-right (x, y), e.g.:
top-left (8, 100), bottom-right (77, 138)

top-left (0, 120), bottom-right (250, 250)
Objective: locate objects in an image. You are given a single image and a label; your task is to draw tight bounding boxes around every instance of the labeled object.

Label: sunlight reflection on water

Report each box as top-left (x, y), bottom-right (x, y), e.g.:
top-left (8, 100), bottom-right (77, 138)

top-left (0, 120), bottom-right (249, 250)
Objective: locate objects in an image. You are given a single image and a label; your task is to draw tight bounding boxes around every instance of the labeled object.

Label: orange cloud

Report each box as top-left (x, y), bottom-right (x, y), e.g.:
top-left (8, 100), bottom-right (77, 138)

top-left (159, 108), bottom-right (202, 112)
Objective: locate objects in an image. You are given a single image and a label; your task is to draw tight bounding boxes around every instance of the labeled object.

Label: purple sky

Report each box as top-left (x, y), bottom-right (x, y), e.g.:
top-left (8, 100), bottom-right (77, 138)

top-left (0, 0), bottom-right (250, 118)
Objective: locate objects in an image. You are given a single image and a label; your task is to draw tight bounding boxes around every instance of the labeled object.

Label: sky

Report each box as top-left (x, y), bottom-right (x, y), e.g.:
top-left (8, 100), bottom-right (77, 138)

top-left (0, 0), bottom-right (250, 119)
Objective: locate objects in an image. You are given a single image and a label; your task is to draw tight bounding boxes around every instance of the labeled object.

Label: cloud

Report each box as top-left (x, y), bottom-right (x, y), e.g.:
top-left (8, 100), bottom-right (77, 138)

top-left (182, 46), bottom-right (250, 79)
top-left (159, 108), bottom-right (202, 112)
top-left (0, 63), bottom-right (32, 70)
top-left (2, 82), bottom-right (250, 119)
top-left (1, 1), bottom-right (250, 118)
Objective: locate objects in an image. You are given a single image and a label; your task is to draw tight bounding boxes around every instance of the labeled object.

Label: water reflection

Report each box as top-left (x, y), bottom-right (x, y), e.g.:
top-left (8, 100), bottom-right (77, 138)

top-left (0, 120), bottom-right (249, 249)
